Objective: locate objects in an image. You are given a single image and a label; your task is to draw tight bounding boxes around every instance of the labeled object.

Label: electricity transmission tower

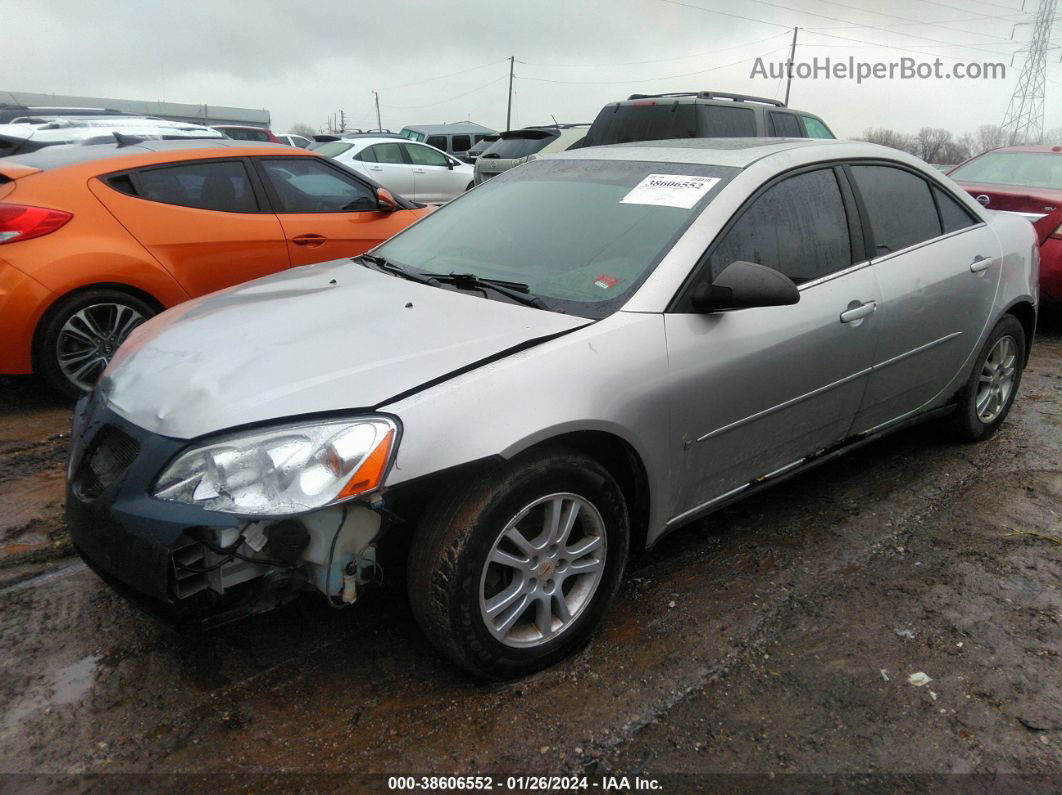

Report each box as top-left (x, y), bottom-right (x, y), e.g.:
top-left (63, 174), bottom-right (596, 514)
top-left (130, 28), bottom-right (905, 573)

top-left (1000, 0), bottom-right (1059, 145)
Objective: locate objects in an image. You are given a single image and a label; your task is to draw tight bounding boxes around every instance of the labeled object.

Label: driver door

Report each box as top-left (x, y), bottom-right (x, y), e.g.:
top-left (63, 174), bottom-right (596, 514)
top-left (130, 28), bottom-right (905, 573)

top-left (665, 167), bottom-right (882, 520)
top-left (254, 156), bottom-right (405, 266)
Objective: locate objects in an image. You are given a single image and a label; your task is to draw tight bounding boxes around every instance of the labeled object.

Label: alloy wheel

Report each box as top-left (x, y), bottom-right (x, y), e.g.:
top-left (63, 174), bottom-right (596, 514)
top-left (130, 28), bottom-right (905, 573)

top-left (479, 493), bottom-right (607, 648)
top-left (975, 334), bottom-right (1017, 424)
top-left (56, 302), bottom-right (146, 391)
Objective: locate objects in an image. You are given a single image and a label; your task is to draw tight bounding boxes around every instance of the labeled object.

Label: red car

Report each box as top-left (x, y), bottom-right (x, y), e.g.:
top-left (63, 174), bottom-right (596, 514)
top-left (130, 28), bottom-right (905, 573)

top-left (949, 145), bottom-right (1062, 303)
top-left (211, 125), bottom-right (282, 144)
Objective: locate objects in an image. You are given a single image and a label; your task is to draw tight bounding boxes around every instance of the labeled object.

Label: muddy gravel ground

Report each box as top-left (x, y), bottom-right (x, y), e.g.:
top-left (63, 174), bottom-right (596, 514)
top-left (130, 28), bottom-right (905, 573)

top-left (0, 328), bottom-right (1059, 793)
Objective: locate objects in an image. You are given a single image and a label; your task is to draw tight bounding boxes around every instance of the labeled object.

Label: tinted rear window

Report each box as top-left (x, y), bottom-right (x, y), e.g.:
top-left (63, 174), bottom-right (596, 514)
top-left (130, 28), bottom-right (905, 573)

top-left (480, 134), bottom-right (557, 159)
top-left (850, 165), bottom-right (942, 254)
top-left (129, 160), bottom-right (258, 213)
top-left (219, 128), bottom-right (270, 142)
top-left (584, 104), bottom-right (698, 146)
top-left (769, 112), bottom-right (803, 137)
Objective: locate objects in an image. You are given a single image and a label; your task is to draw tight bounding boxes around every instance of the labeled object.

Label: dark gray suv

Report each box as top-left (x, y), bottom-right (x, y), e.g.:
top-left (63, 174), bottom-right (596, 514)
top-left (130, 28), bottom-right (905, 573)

top-left (581, 91), bottom-right (834, 147)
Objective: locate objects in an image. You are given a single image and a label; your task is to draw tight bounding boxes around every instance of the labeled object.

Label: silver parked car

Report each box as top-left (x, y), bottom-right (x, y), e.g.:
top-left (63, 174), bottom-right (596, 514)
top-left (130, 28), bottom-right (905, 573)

top-left (67, 139), bottom-right (1038, 679)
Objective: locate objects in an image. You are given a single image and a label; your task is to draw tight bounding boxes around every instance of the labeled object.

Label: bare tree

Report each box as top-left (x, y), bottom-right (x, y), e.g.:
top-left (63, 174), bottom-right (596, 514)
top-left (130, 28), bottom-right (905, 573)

top-left (972, 124), bottom-right (1006, 155)
top-left (1044, 126), bottom-right (1062, 145)
top-left (861, 127), bottom-right (915, 153)
top-left (913, 127), bottom-right (954, 164)
top-left (288, 123), bottom-right (317, 139)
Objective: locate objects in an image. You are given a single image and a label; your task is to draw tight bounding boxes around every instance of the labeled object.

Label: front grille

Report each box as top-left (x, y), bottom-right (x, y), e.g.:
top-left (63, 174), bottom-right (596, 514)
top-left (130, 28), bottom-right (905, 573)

top-left (74, 425), bottom-right (140, 499)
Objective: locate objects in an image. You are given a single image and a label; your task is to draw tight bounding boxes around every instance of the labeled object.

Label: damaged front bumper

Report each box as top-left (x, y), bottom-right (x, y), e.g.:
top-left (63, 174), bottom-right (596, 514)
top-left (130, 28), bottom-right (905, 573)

top-left (66, 396), bottom-right (388, 631)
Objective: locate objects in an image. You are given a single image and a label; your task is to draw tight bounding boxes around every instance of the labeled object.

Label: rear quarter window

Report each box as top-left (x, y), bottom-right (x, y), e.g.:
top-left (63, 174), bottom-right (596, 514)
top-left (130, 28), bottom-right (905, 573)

top-left (123, 160), bottom-right (258, 213)
top-left (700, 106), bottom-right (756, 137)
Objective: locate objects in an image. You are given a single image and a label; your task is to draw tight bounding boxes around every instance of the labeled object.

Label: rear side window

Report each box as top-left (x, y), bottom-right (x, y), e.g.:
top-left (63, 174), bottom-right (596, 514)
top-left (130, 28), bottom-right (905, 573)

top-left (130, 160), bottom-right (257, 213)
top-left (313, 141), bottom-right (353, 158)
top-left (769, 112), bottom-right (804, 137)
top-left (450, 135), bottom-right (472, 152)
top-left (701, 106), bottom-right (756, 137)
top-left (366, 143), bottom-right (405, 164)
top-left (933, 186), bottom-right (979, 233)
top-left (850, 165), bottom-right (942, 254)
top-left (426, 135), bottom-right (448, 150)
top-left (802, 116), bottom-right (834, 139)
top-left (707, 168), bottom-right (852, 285)
top-left (220, 128), bottom-right (269, 142)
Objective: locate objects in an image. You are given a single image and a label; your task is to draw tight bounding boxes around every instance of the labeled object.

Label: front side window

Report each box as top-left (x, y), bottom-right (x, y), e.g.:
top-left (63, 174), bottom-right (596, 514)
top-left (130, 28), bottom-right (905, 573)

top-left (706, 168), bottom-right (852, 285)
top-left (259, 158), bottom-right (376, 213)
top-left (399, 129), bottom-right (425, 142)
top-left (850, 165), bottom-right (941, 255)
top-left (132, 160), bottom-right (257, 213)
top-left (802, 116), bottom-right (834, 139)
top-left (374, 159), bottom-right (736, 319)
top-left (405, 143), bottom-right (450, 167)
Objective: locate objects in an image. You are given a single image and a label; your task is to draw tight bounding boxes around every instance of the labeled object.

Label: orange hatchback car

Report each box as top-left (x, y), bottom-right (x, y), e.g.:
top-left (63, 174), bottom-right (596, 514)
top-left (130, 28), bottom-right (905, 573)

top-left (0, 140), bottom-right (431, 396)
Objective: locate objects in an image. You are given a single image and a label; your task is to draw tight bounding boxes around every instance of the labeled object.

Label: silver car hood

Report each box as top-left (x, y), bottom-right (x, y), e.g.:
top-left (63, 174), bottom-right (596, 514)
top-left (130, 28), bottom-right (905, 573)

top-left (102, 259), bottom-right (591, 439)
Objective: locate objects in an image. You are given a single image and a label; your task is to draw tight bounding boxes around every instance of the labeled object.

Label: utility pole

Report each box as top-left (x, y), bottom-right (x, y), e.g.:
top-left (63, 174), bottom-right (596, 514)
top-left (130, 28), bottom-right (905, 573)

top-left (783, 27), bottom-right (798, 107)
top-left (1001, 0), bottom-right (1057, 145)
top-left (506, 55), bottom-right (515, 131)
top-left (373, 91), bottom-right (382, 130)
top-left (340, 109), bottom-right (346, 133)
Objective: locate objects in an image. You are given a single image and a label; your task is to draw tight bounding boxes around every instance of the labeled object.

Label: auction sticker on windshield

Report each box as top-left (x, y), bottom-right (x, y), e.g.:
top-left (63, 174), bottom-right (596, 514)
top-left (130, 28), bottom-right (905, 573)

top-left (620, 174), bottom-right (721, 209)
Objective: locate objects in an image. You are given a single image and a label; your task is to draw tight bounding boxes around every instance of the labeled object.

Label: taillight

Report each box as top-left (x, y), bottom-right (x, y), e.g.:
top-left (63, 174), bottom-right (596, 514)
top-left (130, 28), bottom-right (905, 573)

top-left (0, 204), bottom-right (73, 244)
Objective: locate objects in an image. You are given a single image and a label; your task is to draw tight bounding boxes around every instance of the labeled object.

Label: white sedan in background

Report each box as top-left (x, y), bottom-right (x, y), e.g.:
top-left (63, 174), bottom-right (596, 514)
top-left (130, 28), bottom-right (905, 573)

top-left (314, 136), bottom-right (474, 203)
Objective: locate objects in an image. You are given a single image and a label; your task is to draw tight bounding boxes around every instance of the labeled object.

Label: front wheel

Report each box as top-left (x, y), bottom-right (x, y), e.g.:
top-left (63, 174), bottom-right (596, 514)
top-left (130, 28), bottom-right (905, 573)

top-left (947, 315), bottom-right (1026, 442)
top-left (407, 449), bottom-right (629, 680)
top-left (35, 288), bottom-right (155, 398)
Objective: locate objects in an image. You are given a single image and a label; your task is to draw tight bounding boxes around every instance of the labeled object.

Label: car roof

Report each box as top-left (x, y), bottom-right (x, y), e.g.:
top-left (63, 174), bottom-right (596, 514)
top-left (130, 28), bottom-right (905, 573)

top-left (0, 139), bottom-right (296, 172)
top-left (553, 137), bottom-right (869, 168)
top-left (977, 145), bottom-right (1062, 154)
top-left (400, 122), bottom-right (496, 135)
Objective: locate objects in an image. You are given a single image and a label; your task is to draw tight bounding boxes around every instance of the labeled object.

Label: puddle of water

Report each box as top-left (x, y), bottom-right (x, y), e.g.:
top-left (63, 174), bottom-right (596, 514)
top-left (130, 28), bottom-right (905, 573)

top-left (1, 653), bottom-right (100, 735)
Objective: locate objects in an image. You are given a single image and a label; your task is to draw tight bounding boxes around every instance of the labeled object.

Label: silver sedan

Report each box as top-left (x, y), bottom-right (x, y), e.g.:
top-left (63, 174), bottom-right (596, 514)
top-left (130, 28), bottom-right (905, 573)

top-left (67, 138), bottom-right (1038, 679)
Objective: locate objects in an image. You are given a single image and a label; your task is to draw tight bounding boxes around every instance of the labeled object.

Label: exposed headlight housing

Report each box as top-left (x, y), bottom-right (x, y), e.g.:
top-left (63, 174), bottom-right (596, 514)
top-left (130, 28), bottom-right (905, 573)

top-left (153, 417), bottom-right (398, 515)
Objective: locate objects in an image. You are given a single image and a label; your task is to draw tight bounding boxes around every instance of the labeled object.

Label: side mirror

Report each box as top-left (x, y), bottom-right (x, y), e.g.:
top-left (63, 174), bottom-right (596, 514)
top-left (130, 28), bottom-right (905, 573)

top-left (690, 260), bottom-right (800, 312)
top-left (376, 187), bottom-right (399, 212)
top-left (446, 160), bottom-right (455, 170)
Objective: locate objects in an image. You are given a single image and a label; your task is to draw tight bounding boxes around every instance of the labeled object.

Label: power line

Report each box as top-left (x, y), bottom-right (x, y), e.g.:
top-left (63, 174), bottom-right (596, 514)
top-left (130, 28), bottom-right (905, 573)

top-left (806, 9), bottom-right (1027, 33)
top-left (516, 32), bottom-right (790, 68)
top-left (515, 45), bottom-right (792, 85)
top-left (801, 27), bottom-right (1015, 61)
top-left (791, 0), bottom-right (1025, 43)
top-left (380, 75), bottom-right (507, 110)
top-left (655, 0), bottom-right (792, 30)
top-left (377, 58), bottom-right (510, 92)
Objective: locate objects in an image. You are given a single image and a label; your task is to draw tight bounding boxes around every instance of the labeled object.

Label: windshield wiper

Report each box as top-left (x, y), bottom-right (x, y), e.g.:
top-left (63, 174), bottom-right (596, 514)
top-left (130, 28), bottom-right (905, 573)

top-left (357, 254), bottom-right (438, 285)
top-left (425, 272), bottom-right (548, 309)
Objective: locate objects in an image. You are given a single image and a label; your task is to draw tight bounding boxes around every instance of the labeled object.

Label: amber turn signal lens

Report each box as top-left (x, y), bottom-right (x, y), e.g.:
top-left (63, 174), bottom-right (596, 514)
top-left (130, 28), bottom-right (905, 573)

top-left (337, 429), bottom-right (395, 499)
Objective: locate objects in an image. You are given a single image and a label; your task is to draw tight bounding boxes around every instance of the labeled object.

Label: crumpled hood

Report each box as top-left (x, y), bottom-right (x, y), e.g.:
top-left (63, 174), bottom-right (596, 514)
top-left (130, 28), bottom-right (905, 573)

top-left (103, 259), bottom-right (591, 439)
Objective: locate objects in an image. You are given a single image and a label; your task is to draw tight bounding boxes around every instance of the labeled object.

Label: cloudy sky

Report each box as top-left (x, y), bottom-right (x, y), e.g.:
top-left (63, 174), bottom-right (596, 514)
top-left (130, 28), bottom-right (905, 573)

top-left (7, 0), bottom-right (1061, 138)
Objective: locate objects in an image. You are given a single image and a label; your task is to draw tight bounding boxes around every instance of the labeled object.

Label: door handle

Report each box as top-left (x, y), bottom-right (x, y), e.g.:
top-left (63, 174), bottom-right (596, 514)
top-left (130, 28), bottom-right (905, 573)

top-left (368, 165), bottom-right (383, 171)
top-left (413, 168), bottom-right (426, 173)
top-left (292, 234), bottom-right (326, 247)
top-left (970, 255), bottom-right (995, 273)
top-left (840, 300), bottom-right (877, 324)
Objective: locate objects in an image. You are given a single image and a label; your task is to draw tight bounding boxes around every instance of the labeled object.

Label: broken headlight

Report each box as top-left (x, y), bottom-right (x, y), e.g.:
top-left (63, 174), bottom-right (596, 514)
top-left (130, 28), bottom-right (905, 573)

top-left (153, 417), bottom-right (398, 515)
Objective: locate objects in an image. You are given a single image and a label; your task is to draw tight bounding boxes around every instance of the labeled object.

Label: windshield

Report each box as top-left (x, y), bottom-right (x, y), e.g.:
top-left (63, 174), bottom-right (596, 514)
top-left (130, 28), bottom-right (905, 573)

top-left (374, 158), bottom-right (736, 319)
top-left (480, 134), bottom-right (556, 159)
top-left (950, 152), bottom-right (1062, 191)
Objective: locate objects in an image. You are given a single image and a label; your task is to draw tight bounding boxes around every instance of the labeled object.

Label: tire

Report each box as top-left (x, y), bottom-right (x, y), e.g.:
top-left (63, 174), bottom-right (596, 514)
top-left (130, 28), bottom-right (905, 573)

top-left (35, 288), bottom-right (156, 399)
top-left (407, 448), bottom-right (629, 680)
top-left (947, 315), bottom-right (1026, 442)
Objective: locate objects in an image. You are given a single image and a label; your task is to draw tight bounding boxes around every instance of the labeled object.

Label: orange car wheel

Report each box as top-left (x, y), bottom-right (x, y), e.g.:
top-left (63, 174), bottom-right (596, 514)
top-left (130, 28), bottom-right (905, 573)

top-left (35, 288), bottom-right (156, 398)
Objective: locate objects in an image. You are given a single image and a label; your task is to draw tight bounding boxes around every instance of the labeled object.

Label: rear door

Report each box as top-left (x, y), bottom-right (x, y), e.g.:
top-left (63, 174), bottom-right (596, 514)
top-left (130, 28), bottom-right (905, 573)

top-left (89, 157), bottom-right (290, 297)
top-left (352, 143), bottom-right (415, 198)
top-left (847, 163), bottom-right (1002, 433)
top-left (254, 156), bottom-right (415, 266)
top-left (665, 167), bottom-right (882, 519)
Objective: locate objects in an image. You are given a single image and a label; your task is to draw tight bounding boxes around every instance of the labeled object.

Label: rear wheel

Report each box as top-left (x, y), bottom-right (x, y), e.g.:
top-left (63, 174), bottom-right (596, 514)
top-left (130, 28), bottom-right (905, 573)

top-left (407, 449), bottom-right (629, 680)
top-left (947, 315), bottom-right (1025, 442)
top-left (35, 288), bottom-right (155, 398)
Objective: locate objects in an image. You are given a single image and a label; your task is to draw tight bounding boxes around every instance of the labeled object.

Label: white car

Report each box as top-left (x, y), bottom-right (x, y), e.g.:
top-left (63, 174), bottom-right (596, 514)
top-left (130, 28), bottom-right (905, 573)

top-left (314, 136), bottom-right (474, 203)
top-left (277, 133), bottom-right (313, 149)
top-left (0, 117), bottom-right (223, 157)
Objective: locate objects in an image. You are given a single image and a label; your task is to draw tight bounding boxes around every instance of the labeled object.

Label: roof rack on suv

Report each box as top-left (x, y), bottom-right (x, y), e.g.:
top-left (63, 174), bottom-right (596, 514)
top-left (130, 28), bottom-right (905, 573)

top-left (625, 91), bottom-right (786, 107)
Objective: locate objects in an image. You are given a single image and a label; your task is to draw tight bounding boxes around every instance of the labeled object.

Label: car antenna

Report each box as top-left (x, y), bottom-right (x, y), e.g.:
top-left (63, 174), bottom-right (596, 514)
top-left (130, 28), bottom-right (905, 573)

top-left (550, 114), bottom-right (559, 128)
top-left (112, 132), bottom-right (145, 147)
